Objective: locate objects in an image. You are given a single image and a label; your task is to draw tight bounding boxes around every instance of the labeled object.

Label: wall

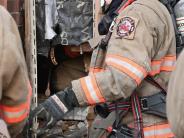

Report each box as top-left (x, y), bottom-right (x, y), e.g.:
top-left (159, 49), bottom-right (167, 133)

top-left (0, 0), bottom-right (24, 39)
top-left (0, 0), bottom-right (7, 8)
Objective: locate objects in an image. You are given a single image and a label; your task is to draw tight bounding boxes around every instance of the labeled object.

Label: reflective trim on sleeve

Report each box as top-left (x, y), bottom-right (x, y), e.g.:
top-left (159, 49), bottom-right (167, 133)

top-left (149, 55), bottom-right (176, 76)
top-left (0, 81), bottom-right (32, 123)
top-left (144, 123), bottom-right (174, 138)
top-left (0, 109), bottom-right (28, 124)
top-left (80, 74), bottom-right (106, 105)
top-left (160, 56), bottom-right (176, 71)
top-left (51, 95), bottom-right (68, 113)
top-left (106, 54), bottom-right (147, 85)
top-left (149, 60), bottom-right (162, 76)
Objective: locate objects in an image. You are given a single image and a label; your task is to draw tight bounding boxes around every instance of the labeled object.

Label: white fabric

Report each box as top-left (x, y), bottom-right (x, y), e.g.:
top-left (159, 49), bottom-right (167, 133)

top-left (106, 57), bottom-right (144, 80)
top-left (45, 0), bottom-right (58, 39)
top-left (51, 95), bottom-right (68, 113)
top-left (84, 76), bottom-right (100, 103)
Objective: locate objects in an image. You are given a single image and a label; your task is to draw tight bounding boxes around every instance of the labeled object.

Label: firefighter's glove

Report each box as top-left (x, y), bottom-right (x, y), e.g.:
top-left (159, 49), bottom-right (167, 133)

top-left (30, 87), bottom-right (79, 135)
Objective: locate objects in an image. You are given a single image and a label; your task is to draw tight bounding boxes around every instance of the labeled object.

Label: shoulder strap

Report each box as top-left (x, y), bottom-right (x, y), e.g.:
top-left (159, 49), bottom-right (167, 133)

top-left (99, 0), bottom-right (135, 50)
top-left (131, 93), bottom-right (144, 138)
top-left (145, 75), bottom-right (167, 95)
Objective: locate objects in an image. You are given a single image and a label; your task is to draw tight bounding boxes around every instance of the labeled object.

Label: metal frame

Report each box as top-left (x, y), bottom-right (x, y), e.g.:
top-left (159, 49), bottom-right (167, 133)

top-left (25, 0), bottom-right (38, 137)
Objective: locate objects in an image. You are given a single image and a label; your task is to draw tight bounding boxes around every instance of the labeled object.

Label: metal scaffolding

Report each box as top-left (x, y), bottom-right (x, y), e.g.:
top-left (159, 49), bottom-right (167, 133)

top-left (25, 0), bottom-right (38, 137)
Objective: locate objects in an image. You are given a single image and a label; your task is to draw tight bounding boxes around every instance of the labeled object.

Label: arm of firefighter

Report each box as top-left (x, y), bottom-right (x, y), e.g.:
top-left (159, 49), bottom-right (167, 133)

top-left (167, 50), bottom-right (184, 138)
top-left (0, 6), bottom-right (32, 136)
top-left (72, 5), bottom-right (165, 105)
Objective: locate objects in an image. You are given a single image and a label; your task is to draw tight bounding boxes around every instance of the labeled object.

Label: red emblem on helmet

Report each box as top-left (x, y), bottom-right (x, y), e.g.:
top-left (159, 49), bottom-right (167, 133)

top-left (117, 17), bottom-right (135, 37)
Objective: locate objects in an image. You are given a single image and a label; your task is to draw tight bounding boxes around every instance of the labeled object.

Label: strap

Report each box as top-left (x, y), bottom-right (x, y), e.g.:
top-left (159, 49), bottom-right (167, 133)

top-left (145, 75), bottom-right (167, 96)
top-left (102, 92), bottom-right (166, 137)
top-left (141, 93), bottom-right (166, 118)
top-left (99, 0), bottom-right (135, 50)
top-left (116, 0), bottom-right (135, 14)
top-left (131, 93), bottom-right (144, 138)
top-left (107, 92), bottom-right (167, 118)
top-left (108, 101), bottom-right (131, 111)
top-left (108, 124), bottom-right (135, 138)
top-left (100, 31), bottom-right (113, 50)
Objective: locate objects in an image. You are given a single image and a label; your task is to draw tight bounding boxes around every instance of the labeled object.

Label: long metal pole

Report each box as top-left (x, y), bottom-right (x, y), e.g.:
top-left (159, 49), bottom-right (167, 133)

top-left (25, 0), bottom-right (38, 137)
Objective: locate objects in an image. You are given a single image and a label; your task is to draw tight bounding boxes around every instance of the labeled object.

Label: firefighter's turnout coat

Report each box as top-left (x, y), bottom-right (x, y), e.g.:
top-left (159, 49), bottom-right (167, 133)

top-left (71, 0), bottom-right (176, 137)
top-left (0, 6), bottom-right (31, 137)
top-left (167, 50), bottom-right (184, 138)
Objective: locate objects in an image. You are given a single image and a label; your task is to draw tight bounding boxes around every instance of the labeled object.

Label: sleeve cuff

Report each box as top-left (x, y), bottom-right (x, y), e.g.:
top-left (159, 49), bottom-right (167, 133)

top-left (71, 80), bottom-right (88, 106)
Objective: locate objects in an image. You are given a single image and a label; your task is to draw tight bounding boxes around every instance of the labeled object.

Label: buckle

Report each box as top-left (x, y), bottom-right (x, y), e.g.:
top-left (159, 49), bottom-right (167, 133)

top-left (109, 18), bottom-right (117, 32)
top-left (140, 98), bottom-right (148, 110)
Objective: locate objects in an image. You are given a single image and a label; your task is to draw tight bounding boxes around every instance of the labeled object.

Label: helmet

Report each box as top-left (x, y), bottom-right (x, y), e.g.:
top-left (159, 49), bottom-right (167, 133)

top-left (98, 0), bottom-right (123, 35)
top-left (175, 0), bottom-right (184, 37)
top-left (101, 0), bottom-right (113, 13)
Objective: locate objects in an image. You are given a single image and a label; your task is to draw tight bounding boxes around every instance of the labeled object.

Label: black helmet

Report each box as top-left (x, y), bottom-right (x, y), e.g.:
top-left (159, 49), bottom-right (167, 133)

top-left (98, 0), bottom-right (123, 35)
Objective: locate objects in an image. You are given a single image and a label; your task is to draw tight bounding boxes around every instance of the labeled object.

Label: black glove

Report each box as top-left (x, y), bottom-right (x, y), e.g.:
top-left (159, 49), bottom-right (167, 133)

top-left (29, 87), bottom-right (79, 135)
top-left (94, 103), bottom-right (110, 118)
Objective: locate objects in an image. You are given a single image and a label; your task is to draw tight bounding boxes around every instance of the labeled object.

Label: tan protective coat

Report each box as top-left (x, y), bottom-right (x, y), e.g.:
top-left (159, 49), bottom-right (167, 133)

top-left (167, 50), bottom-right (184, 138)
top-left (0, 6), bottom-right (31, 137)
top-left (72, 0), bottom-right (176, 128)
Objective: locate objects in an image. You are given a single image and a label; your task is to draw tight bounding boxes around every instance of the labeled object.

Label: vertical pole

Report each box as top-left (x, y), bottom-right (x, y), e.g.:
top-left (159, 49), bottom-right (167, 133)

top-left (93, 0), bottom-right (95, 38)
top-left (25, 0), bottom-right (37, 137)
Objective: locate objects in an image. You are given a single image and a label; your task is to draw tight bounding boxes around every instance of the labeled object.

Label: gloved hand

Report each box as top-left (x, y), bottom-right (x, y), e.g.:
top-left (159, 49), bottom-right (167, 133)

top-left (29, 87), bottom-right (79, 135)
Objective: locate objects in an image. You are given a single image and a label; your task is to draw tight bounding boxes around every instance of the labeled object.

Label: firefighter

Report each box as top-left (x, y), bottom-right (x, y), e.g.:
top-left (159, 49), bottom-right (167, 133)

top-left (31, 0), bottom-right (176, 137)
top-left (166, 0), bottom-right (184, 137)
top-left (0, 6), bottom-right (32, 137)
top-left (167, 50), bottom-right (184, 138)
